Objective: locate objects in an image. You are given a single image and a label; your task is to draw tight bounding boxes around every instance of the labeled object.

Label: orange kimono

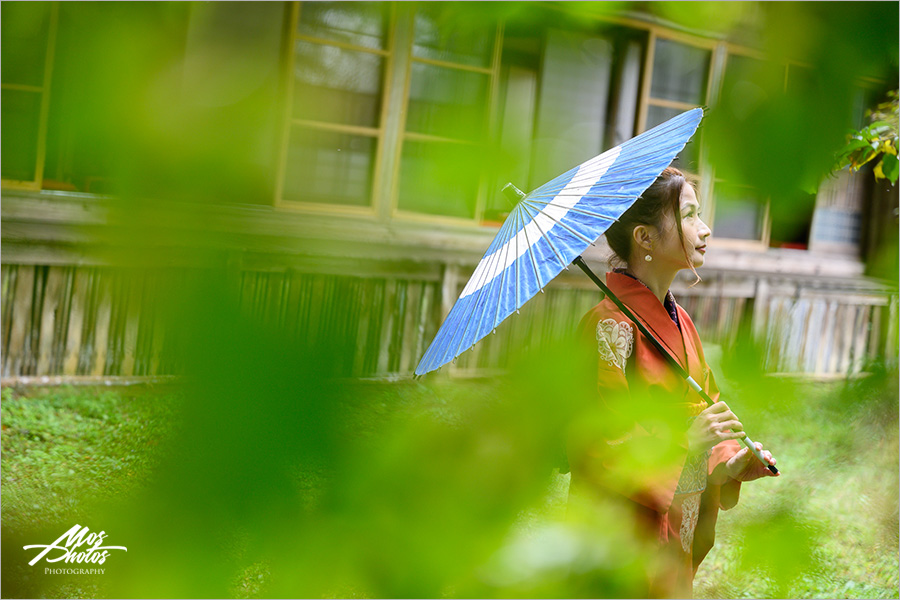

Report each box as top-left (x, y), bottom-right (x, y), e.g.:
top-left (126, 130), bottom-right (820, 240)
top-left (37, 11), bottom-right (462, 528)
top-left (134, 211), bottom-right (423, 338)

top-left (568, 271), bottom-right (742, 598)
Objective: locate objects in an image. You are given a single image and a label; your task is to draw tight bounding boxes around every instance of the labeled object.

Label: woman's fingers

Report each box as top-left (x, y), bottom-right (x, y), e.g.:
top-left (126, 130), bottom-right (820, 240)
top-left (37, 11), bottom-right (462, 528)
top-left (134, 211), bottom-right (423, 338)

top-left (753, 442), bottom-right (777, 464)
top-left (704, 401), bottom-right (730, 414)
top-left (717, 419), bottom-right (744, 432)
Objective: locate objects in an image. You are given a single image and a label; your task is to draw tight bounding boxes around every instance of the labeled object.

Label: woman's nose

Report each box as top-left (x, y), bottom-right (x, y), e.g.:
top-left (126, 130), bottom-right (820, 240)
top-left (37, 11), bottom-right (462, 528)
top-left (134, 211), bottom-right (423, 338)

top-left (699, 218), bottom-right (711, 239)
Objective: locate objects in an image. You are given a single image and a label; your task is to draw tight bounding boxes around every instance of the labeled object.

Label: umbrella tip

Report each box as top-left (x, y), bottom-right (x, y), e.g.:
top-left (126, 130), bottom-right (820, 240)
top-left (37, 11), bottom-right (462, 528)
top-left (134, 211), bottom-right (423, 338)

top-left (501, 183), bottom-right (526, 206)
top-left (492, 329), bottom-right (496, 335)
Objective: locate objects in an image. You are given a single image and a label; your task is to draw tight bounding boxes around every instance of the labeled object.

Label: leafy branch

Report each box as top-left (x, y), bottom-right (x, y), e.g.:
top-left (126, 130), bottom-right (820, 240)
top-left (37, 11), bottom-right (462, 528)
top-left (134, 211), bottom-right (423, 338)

top-left (835, 90), bottom-right (899, 184)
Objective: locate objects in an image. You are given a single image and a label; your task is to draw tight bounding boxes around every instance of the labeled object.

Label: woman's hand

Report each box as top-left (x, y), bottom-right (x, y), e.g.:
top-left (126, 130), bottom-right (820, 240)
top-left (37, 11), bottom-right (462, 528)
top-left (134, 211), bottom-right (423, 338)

top-left (725, 441), bottom-right (779, 481)
top-left (686, 401), bottom-right (746, 456)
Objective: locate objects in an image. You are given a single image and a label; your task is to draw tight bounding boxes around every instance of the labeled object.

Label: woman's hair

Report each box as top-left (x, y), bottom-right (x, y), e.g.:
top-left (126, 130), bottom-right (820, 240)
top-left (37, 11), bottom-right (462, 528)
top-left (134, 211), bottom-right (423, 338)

top-left (605, 166), bottom-right (701, 281)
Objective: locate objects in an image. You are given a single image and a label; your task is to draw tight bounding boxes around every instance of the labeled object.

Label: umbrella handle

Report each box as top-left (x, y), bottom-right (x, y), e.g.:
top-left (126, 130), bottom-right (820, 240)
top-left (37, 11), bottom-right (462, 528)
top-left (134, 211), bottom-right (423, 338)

top-left (573, 256), bottom-right (779, 475)
top-left (684, 374), bottom-right (778, 474)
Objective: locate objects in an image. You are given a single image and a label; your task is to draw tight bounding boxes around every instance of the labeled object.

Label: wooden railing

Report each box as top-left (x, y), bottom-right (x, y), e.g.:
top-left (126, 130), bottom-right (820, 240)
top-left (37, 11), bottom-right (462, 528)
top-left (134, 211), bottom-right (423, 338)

top-left (2, 261), bottom-right (896, 381)
top-left (2, 190), bottom-right (896, 381)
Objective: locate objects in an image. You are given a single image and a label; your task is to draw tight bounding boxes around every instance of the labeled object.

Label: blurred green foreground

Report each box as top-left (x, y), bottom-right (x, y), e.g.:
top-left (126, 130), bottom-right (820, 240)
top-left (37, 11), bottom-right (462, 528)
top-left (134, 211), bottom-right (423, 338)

top-left (2, 1), bottom-right (898, 598)
top-left (2, 347), bottom-right (898, 598)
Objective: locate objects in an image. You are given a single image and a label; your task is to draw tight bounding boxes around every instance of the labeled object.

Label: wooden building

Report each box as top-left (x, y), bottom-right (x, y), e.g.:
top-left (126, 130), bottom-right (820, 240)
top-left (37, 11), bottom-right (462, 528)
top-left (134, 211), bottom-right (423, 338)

top-left (2, 2), bottom-right (897, 381)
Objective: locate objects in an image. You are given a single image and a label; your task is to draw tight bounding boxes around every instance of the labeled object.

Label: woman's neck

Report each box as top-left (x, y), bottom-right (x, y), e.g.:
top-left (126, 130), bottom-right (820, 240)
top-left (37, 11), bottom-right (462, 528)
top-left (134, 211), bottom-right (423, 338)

top-left (625, 261), bottom-right (677, 305)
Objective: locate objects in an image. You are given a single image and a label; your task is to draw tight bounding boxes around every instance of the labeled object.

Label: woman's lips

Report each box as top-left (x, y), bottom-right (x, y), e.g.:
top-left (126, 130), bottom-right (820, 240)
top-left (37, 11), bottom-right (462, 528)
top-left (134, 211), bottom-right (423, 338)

top-left (696, 245), bottom-right (707, 254)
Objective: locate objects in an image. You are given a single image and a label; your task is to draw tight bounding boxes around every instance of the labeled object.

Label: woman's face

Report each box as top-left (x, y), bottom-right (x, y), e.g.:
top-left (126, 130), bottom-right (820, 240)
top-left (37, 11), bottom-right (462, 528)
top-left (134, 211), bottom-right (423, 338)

top-left (654, 184), bottom-right (711, 270)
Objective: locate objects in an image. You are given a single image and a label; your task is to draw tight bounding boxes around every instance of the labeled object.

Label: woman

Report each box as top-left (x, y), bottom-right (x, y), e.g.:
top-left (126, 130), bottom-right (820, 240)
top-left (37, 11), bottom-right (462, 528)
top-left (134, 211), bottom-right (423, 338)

top-left (567, 167), bottom-right (778, 598)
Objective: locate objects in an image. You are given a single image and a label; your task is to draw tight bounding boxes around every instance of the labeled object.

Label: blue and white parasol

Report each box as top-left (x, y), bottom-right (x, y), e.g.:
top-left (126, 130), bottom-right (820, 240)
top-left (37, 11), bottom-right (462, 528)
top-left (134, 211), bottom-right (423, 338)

top-left (415, 108), bottom-right (703, 376)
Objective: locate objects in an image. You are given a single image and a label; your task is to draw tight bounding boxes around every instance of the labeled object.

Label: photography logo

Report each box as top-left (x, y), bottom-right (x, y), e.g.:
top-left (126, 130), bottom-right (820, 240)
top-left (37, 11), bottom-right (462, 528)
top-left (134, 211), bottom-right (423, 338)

top-left (24, 524), bottom-right (127, 574)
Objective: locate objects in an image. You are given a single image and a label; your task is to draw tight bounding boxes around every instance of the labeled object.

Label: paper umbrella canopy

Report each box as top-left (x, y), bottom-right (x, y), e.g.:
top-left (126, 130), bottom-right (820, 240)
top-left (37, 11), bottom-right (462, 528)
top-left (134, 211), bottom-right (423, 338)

top-left (415, 107), bottom-right (704, 376)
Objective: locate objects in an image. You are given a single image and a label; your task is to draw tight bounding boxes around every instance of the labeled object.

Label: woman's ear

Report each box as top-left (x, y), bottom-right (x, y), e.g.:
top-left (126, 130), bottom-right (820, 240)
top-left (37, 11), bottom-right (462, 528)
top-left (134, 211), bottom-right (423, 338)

top-left (632, 224), bottom-right (656, 253)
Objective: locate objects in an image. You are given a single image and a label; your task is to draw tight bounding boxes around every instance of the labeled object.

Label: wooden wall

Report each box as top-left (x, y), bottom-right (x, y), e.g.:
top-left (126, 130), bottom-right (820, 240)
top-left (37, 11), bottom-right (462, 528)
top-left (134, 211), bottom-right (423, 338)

top-left (3, 261), bottom-right (895, 380)
top-left (1, 264), bottom-right (444, 379)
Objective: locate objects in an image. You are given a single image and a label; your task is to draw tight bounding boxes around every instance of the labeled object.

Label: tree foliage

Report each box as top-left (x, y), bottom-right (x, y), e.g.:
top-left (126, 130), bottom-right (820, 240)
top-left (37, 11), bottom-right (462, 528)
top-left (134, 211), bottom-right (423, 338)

top-left (835, 90), bottom-right (899, 184)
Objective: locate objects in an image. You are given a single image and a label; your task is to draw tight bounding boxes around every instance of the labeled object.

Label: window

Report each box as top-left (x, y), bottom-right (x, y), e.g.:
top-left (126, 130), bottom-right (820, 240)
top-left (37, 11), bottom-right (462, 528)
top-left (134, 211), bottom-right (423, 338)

top-left (4, 3), bottom-right (192, 196)
top-left (809, 169), bottom-right (864, 254)
top-left (278, 2), bottom-right (502, 223)
top-left (1, 2), bottom-right (56, 189)
top-left (641, 34), bottom-right (712, 173)
top-left (487, 17), bottom-right (626, 225)
top-left (711, 179), bottom-right (768, 241)
top-left (394, 3), bottom-right (500, 221)
top-left (278, 1), bottom-right (391, 210)
top-left (706, 51), bottom-right (771, 245)
top-left (807, 84), bottom-right (877, 255)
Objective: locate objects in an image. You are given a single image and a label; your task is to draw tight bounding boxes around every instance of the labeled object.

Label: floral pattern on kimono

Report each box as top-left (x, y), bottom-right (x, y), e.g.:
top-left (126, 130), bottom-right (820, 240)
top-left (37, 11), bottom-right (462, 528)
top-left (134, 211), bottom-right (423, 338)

top-left (675, 447), bottom-right (710, 553)
top-left (596, 318), bottom-right (634, 372)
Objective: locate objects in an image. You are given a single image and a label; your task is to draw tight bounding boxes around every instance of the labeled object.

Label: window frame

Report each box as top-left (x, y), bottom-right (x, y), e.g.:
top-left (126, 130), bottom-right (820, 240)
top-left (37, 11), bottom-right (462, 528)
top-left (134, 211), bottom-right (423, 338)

top-left (388, 7), bottom-right (504, 227)
top-left (274, 1), bottom-right (396, 217)
top-left (701, 43), bottom-right (773, 251)
top-left (1, 2), bottom-right (58, 191)
top-left (636, 27), bottom-right (717, 135)
top-left (275, 2), bottom-right (505, 227)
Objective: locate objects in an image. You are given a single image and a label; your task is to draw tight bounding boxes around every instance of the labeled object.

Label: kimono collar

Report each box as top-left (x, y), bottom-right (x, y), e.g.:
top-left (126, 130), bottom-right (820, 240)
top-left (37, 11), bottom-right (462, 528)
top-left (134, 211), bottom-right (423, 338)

top-left (613, 269), bottom-right (680, 328)
top-left (605, 271), bottom-right (688, 368)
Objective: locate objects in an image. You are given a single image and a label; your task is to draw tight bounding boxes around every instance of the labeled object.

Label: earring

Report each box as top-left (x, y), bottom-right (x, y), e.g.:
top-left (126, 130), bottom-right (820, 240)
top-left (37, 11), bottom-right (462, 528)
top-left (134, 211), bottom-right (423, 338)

top-left (644, 254), bottom-right (652, 262)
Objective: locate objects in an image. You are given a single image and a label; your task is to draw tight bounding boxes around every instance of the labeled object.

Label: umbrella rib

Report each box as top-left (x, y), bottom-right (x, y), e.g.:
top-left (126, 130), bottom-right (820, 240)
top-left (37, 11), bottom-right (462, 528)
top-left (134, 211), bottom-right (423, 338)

top-left (533, 159), bottom-right (683, 191)
top-left (517, 201), bottom-right (569, 272)
top-left (490, 210), bottom-right (514, 331)
top-left (530, 136), bottom-right (695, 192)
top-left (524, 111), bottom-right (699, 198)
top-left (519, 208), bottom-right (547, 295)
top-left (467, 210), bottom-right (516, 351)
top-left (526, 191), bottom-right (636, 200)
top-left (514, 205), bottom-right (522, 313)
top-left (523, 199), bottom-right (621, 221)
top-left (616, 116), bottom-right (699, 150)
top-left (448, 207), bottom-right (516, 364)
top-left (521, 202), bottom-right (597, 247)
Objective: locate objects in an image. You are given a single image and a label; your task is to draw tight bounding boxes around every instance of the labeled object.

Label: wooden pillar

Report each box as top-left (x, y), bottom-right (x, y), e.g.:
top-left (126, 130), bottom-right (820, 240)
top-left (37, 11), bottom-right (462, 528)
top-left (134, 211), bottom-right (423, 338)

top-left (751, 276), bottom-right (769, 340)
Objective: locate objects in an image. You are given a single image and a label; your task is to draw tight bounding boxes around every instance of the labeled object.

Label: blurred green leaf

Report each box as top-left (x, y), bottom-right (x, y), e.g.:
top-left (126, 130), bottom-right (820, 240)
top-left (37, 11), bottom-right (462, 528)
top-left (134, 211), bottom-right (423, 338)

top-left (881, 153), bottom-right (899, 182)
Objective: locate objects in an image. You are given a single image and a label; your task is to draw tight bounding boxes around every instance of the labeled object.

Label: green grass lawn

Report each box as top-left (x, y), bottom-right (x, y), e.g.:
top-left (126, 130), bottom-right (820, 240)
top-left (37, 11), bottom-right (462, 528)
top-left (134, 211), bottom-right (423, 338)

top-left (2, 366), bottom-right (897, 599)
top-left (691, 367), bottom-right (900, 600)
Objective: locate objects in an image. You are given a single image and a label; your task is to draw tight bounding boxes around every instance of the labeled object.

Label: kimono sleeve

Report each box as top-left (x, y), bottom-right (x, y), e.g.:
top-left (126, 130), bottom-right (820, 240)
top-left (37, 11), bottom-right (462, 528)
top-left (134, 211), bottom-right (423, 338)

top-left (693, 367), bottom-right (742, 570)
top-left (572, 313), bottom-right (684, 515)
top-left (704, 367), bottom-right (742, 510)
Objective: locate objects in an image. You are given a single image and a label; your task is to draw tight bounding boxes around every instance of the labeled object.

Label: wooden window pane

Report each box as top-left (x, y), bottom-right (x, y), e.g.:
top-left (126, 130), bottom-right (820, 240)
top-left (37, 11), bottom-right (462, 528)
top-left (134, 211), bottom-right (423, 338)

top-left (406, 62), bottom-right (489, 141)
top-left (646, 104), bottom-right (700, 172)
top-left (293, 41), bottom-right (385, 128)
top-left (530, 29), bottom-right (612, 187)
top-left (412, 3), bottom-right (493, 68)
top-left (811, 208), bottom-right (862, 246)
top-left (1, 89), bottom-right (41, 181)
top-left (1, 2), bottom-right (51, 87)
top-left (397, 140), bottom-right (481, 219)
top-left (297, 1), bottom-right (388, 51)
top-left (485, 64), bottom-right (537, 221)
top-left (283, 127), bottom-right (375, 206)
top-left (712, 181), bottom-right (765, 240)
top-left (719, 53), bottom-right (780, 122)
top-left (650, 38), bottom-right (709, 105)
